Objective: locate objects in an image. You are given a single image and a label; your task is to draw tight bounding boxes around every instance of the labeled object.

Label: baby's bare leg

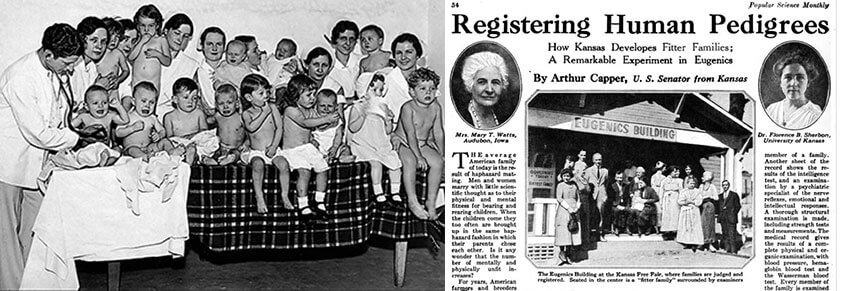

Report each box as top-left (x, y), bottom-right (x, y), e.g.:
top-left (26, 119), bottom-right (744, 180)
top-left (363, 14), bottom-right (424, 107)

top-left (250, 157), bottom-right (269, 213)
top-left (421, 146), bottom-right (444, 220)
top-left (295, 168), bottom-right (311, 199)
top-left (398, 145), bottom-right (428, 220)
top-left (368, 161), bottom-right (385, 200)
top-left (124, 146), bottom-right (147, 158)
top-left (272, 156), bottom-right (293, 210)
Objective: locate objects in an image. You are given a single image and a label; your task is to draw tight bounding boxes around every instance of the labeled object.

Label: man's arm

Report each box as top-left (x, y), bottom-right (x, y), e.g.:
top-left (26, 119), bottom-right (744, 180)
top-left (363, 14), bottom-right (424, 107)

top-left (2, 79), bottom-right (78, 149)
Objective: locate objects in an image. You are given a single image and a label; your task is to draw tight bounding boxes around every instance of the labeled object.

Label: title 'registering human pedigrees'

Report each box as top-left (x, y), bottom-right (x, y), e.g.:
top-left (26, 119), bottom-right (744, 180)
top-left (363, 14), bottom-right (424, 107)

top-left (452, 14), bottom-right (829, 39)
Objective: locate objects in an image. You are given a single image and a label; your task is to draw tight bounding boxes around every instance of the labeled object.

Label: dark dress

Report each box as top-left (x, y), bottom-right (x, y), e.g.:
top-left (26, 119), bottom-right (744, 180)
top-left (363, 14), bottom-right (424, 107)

top-left (699, 183), bottom-right (719, 245)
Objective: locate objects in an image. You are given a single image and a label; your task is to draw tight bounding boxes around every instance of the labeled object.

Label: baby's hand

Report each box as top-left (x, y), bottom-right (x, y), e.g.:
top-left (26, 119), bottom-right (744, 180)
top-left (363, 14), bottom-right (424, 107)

top-left (264, 146), bottom-right (275, 158)
top-left (282, 61), bottom-right (298, 74)
top-left (390, 135), bottom-right (402, 150)
top-left (150, 128), bottom-right (161, 142)
top-left (416, 156), bottom-right (429, 170)
top-left (325, 112), bottom-right (340, 123)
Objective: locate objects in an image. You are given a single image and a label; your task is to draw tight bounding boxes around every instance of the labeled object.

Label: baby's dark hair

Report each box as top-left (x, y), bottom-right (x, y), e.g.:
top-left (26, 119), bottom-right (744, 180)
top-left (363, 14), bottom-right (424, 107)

top-left (240, 74), bottom-right (271, 109)
top-left (101, 17), bottom-right (124, 43)
top-left (391, 33), bottom-right (423, 57)
top-left (773, 50), bottom-right (819, 82)
top-left (278, 38), bottom-right (297, 54)
top-left (331, 20), bottom-right (359, 43)
top-left (133, 4), bottom-right (163, 33)
top-left (234, 35), bottom-right (256, 45)
top-left (164, 13), bottom-right (193, 34)
top-left (282, 74), bottom-right (317, 108)
top-left (369, 73), bottom-right (386, 87)
top-left (84, 84), bottom-right (108, 102)
top-left (361, 24), bottom-right (385, 39)
top-left (41, 23), bottom-right (84, 58)
top-left (172, 77), bottom-right (198, 96)
top-left (77, 16), bottom-right (106, 38)
top-left (133, 81), bottom-right (158, 96)
top-left (408, 67), bottom-right (440, 88)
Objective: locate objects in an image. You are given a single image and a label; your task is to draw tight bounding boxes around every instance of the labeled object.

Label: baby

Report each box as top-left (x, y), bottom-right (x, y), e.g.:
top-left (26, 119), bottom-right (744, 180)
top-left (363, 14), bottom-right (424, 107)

top-left (358, 25), bottom-right (392, 73)
top-left (394, 68), bottom-right (445, 220)
top-left (70, 85), bottom-right (130, 147)
top-left (163, 78), bottom-right (212, 165)
top-left (129, 4), bottom-right (171, 94)
top-left (265, 38), bottom-right (302, 89)
top-left (204, 84), bottom-right (246, 165)
top-left (214, 40), bottom-right (252, 90)
top-left (280, 75), bottom-right (339, 221)
top-left (348, 73), bottom-right (402, 208)
top-left (309, 89), bottom-right (347, 162)
top-left (97, 17), bottom-right (130, 102)
top-left (240, 74), bottom-right (290, 213)
top-left (115, 81), bottom-right (182, 159)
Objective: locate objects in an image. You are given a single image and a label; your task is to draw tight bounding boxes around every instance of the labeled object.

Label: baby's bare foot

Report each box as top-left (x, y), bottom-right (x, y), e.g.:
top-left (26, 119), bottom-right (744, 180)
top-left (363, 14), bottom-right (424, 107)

top-left (218, 154), bottom-right (237, 165)
top-left (256, 199), bottom-right (268, 214)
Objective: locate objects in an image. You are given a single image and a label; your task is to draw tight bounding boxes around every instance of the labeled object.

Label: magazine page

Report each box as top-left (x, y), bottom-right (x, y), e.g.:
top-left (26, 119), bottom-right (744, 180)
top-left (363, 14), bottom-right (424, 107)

top-left (444, 0), bottom-right (836, 290)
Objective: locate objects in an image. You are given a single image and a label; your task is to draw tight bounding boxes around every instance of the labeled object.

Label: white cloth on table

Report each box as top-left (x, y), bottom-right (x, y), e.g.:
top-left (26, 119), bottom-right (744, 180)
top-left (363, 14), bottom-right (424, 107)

top-left (0, 51), bottom-right (79, 188)
top-left (19, 163), bottom-right (190, 290)
top-left (168, 129), bottom-right (220, 157)
top-left (37, 142), bottom-right (121, 190)
top-left (114, 153), bottom-right (183, 216)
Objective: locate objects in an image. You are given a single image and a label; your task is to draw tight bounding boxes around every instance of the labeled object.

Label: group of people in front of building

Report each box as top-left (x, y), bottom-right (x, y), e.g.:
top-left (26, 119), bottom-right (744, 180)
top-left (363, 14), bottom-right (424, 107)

top-left (554, 152), bottom-right (743, 265)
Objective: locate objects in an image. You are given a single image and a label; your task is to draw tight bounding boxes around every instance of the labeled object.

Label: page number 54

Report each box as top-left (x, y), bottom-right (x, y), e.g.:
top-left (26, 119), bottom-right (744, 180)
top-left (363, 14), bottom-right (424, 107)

top-left (451, 2), bottom-right (459, 8)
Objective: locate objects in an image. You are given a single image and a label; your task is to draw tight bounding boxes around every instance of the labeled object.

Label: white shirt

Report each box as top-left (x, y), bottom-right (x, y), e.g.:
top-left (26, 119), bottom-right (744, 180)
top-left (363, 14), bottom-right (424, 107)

top-left (69, 59), bottom-right (98, 110)
top-left (324, 52), bottom-right (361, 102)
top-left (765, 99), bottom-right (822, 129)
top-left (159, 52), bottom-right (201, 115)
top-left (196, 58), bottom-right (223, 109)
top-left (0, 51), bottom-right (79, 188)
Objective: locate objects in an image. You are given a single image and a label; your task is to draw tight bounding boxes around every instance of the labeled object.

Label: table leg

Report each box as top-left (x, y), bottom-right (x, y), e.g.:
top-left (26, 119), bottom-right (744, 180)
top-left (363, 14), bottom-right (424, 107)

top-left (107, 262), bottom-right (120, 291)
top-left (394, 241), bottom-right (408, 287)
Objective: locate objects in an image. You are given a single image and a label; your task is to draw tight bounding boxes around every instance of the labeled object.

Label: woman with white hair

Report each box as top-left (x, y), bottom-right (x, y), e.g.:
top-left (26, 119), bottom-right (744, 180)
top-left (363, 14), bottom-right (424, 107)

top-left (458, 51), bottom-right (509, 129)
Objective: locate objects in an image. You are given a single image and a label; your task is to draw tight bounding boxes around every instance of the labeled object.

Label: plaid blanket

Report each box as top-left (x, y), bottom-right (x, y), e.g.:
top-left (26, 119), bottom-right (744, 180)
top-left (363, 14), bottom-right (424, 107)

top-left (187, 162), bottom-right (443, 251)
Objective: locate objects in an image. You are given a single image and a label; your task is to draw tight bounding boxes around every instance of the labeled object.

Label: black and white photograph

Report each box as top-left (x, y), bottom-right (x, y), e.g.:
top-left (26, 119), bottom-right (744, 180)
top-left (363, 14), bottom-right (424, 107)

top-left (0, 0), bottom-right (445, 289)
top-left (525, 92), bottom-right (754, 267)
top-left (449, 41), bottom-right (521, 130)
top-left (759, 41), bottom-right (829, 130)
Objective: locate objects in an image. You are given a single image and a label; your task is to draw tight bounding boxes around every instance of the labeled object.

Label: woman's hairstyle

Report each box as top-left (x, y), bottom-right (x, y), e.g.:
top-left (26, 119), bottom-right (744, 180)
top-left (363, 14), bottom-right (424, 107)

top-left (305, 47), bottom-right (332, 66)
top-left (391, 33), bottom-right (423, 57)
top-left (557, 167), bottom-right (574, 182)
top-left (164, 13), bottom-right (193, 34)
top-left (133, 4), bottom-right (164, 33)
top-left (199, 26), bottom-right (226, 51)
top-left (42, 23), bottom-right (84, 58)
top-left (667, 165), bottom-right (680, 174)
top-left (330, 20), bottom-right (359, 43)
top-left (773, 50), bottom-right (819, 82)
top-left (701, 171), bottom-right (714, 182)
top-left (281, 74), bottom-right (317, 108)
top-left (686, 176), bottom-right (699, 187)
top-left (118, 19), bottom-right (135, 32)
top-left (77, 16), bottom-right (106, 38)
top-left (461, 51), bottom-right (508, 92)
top-left (240, 74), bottom-right (271, 109)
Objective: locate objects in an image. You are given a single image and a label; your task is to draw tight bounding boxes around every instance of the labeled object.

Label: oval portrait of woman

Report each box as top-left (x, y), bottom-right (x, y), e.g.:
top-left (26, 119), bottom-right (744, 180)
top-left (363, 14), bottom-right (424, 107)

top-left (759, 41), bottom-right (829, 130)
top-left (450, 41), bottom-right (521, 130)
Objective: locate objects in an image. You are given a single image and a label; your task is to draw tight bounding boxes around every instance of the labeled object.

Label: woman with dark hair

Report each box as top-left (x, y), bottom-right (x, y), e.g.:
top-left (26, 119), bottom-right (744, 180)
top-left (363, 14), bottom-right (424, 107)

top-left (629, 177), bottom-right (659, 236)
top-left (659, 165), bottom-right (683, 239)
top-left (304, 47), bottom-right (338, 103)
top-left (382, 33), bottom-right (423, 126)
top-left (158, 13), bottom-right (199, 115)
top-left (195, 26), bottom-right (226, 108)
top-left (765, 50), bottom-right (822, 129)
top-left (70, 16), bottom-right (111, 108)
top-left (682, 164), bottom-right (698, 188)
top-left (554, 167), bottom-right (581, 265)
